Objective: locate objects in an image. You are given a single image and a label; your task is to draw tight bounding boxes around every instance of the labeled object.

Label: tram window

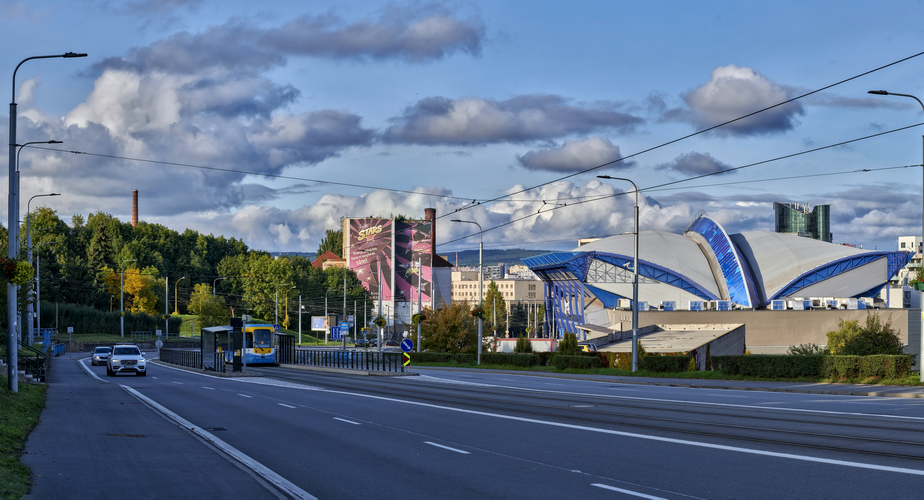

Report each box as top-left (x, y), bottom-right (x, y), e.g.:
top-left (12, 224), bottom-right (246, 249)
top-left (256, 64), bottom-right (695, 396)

top-left (252, 329), bottom-right (272, 348)
top-left (245, 333), bottom-right (253, 349)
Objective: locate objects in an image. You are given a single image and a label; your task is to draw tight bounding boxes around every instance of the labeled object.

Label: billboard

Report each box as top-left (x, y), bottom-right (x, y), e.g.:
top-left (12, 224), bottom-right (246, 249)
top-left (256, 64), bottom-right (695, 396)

top-left (394, 221), bottom-right (432, 302)
top-left (346, 218), bottom-right (394, 300)
top-left (310, 316), bottom-right (333, 331)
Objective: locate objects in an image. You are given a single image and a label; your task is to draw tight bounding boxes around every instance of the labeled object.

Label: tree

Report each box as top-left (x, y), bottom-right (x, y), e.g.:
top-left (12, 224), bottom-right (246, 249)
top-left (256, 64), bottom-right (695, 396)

top-left (123, 266), bottom-right (160, 315)
top-left (419, 302), bottom-right (479, 354)
top-left (514, 334), bottom-right (533, 353)
top-left (558, 332), bottom-right (579, 355)
top-left (482, 281), bottom-right (507, 336)
top-left (317, 229), bottom-right (343, 257)
top-left (188, 283), bottom-right (230, 328)
top-left (826, 312), bottom-right (903, 356)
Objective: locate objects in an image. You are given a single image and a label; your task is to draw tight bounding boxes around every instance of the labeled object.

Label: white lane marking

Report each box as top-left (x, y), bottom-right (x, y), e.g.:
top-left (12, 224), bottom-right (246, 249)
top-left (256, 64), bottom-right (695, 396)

top-left (152, 376), bottom-right (159, 379)
top-left (278, 403), bottom-right (296, 409)
top-left (238, 394), bottom-right (253, 398)
top-left (121, 386), bottom-right (315, 499)
top-left (425, 442), bottom-right (470, 454)
top-left (402, 375), bottom-right (924, 422)
top-left (172, 381), bottom-right (183, 385)
top-left (334, 417), bottom-right (360, 425)
top-left (203, 387), bottom-right (215, 390)
top-left (593, 484), bottom-right (667, 499)
top-left (77, 359), bottom-right (106, 382)
top-left (312, 387), bottom-right (924, 477)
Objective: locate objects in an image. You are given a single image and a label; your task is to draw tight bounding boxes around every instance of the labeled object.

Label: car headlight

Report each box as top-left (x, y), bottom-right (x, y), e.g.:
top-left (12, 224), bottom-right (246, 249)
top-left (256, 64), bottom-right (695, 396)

top-left (112, 359), bottom-right (120, 364)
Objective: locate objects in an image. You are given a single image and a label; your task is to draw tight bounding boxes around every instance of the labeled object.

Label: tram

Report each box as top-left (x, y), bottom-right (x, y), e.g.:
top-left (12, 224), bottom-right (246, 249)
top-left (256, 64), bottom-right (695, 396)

top-left (214, 323), bottom-right (278, 364)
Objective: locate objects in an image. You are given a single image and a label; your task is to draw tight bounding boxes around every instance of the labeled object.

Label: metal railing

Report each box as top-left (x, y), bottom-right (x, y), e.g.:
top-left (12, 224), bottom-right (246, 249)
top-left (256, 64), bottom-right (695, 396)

top-left (131, 331), bottom-right (154, 343)
top-left (0, 335), bottom-right (47, 381)
top-left (292, 349), bottom-right (405, 373)
top-left (159, 348), bottom-right (226, 373)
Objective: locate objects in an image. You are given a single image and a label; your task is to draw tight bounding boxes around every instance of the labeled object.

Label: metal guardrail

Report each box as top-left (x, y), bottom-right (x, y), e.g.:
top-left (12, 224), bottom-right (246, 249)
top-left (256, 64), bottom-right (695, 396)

top-left (52, 343), bottom-right (66, 357)
top-left (159, 348), bottom-right (226, 373)
top-left (293, 349), bottom-right (405, 373)
top-left (131, 331), bottom-right (154, 343)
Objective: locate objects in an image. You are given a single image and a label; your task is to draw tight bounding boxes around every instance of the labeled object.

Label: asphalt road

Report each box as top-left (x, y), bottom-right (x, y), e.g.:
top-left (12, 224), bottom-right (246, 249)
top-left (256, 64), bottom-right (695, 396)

top-left (22, 355), bottom-right (924, 499)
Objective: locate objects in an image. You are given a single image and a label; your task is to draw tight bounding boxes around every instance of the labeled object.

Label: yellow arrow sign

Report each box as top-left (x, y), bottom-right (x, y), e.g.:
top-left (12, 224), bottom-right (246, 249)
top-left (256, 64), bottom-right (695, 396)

top-left (403, 352), bottom-right (411, 366)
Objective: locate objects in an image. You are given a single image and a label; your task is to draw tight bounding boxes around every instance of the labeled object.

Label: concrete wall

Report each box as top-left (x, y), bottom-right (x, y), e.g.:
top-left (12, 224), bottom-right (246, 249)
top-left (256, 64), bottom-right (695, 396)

top-left (636, 309), bottom-right (916, 355)
top-left (495, 338), bottom-right (555, 353)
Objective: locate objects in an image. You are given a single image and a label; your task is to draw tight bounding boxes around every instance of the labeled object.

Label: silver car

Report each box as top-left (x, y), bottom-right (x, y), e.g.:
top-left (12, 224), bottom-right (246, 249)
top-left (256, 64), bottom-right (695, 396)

top-left (107, 344), bottom-right (147, 376)
top-left (91, 347), bottom-right (111, 366)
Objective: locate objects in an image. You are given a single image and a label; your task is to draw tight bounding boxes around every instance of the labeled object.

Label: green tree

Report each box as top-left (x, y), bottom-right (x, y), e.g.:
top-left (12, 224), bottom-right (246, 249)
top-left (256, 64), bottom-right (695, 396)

top-left (188, 283), bottom-right (231, 328)
top-left (317, 229), bottom-right (343, 257)
top-left (558, 331), bottom-right (579, 355)
top-left (482, 281), bottom-right (507, 336)
top-left (514, 334), bottom-right (533, 353)
top-left (419, 302), bottom-right (479, 354)
top-left (827, 312), bottom-right (903, 356)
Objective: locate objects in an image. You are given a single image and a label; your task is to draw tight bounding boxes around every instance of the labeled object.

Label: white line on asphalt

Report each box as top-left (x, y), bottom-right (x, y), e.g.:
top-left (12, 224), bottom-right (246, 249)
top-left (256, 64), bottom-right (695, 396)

top-left (425, 442), bottom-right (470, 454)
top-left (334, 417), bottom-right (360, 425)
top-left (313, 387), bottom-right (924, 477)
top-left (172, 381), bottom-right (183, 385)
top-left (238, 394), bottom-right (253, 398)
top-left (402, 375), bottom-right (924, 422)
top-left (278, 403), bottom-right (296, 409)
top-left (121, 385), bottom-right (316, 499)
top-left (592, 484), bottom-right (667, 499)
top-left (77, 359), bottom-right (105, 382)
top-left (203, 387), bottom-right (215, 390)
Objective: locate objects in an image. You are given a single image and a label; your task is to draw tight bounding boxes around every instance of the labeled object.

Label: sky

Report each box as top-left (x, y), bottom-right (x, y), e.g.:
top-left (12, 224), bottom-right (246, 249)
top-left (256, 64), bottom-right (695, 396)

top-left (3, 0), bottom-right (924, 255)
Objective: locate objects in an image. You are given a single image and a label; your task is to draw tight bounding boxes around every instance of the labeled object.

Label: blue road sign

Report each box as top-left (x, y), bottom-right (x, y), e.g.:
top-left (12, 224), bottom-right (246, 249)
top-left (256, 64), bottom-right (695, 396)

top-left (340, 321), bottom-right (349, 330)
top-left (400, 338), bottom-right (414, 352)
top-left (273, 324), bottom-right (280, 332)
top-left (330, 326), bottom-right (342, 339)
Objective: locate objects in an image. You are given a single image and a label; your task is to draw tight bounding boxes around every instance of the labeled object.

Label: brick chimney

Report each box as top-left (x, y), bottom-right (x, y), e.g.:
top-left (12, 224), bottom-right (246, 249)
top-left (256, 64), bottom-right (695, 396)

top-left (132, 190), bottom-right (138, 227)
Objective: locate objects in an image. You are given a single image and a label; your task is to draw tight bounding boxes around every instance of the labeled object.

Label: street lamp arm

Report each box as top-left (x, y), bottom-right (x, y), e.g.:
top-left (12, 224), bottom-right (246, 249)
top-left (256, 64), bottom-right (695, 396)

top-left (868, 90), bottom-right (924, 112)
top-left (13, 54), bottom-right (87, 102)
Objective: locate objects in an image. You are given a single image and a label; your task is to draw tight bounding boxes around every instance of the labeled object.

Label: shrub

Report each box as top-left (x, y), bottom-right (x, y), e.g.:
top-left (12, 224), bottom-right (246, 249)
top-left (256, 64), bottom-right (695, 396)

top-left (613, 352), bottom-right (632, 370)
top-left (554, 354), bottom-right (600, 370)
top-left (859, 355), bottom-right (912, 378)
top-left (558, 332), bottom-right (579, 355)
top-left (514, 335), bottom-right (533, 353)
top-left (827, 312), bottom-right (902, 356)
top-left (711, 355), bottom-right (740, 374)
top-left (535, 352), bottom-right (552, 366)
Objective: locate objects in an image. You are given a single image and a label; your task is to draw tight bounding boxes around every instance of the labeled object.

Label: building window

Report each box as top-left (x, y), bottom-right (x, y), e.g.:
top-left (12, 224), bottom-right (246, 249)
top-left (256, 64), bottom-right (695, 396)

top-left (902, 242), bottom-right (906, 248)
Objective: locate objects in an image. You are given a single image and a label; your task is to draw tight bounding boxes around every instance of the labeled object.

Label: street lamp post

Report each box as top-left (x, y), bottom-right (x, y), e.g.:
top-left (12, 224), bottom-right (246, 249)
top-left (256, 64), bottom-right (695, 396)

top-left (25, 191), bottom-right (60, 344)
top-left (283, 285), bottom-right (295, 329)
top-left (275, 283), bottom-right (293, 327)
top-left (174, 277), bottom-right (186, 315)
top-left (120, 259), bottom-right (137, 338)
top-left (597, 176), bottom-right (640, 372)
top-left (868, 90), bottom-right (924, 382)
top-left (213, 277), bottom-right (229, 295)
top-left (325, 288), bottom-right (335, 344)
top-left (33, 240), bottom-right (58, 337)
top-left (451, 219), bottom-right (483, 365)
top-left (8, 52), bottom-right (87, 392)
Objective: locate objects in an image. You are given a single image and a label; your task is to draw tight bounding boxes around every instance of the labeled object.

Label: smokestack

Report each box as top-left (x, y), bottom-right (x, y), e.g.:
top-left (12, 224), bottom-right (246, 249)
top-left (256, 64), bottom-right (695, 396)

top-left (132, 190), bottom-right (138, 227)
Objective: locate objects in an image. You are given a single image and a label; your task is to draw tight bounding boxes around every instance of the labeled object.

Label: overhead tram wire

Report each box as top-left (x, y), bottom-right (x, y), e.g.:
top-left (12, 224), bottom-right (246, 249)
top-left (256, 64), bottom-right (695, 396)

top-left (440, 119), bottom-right (924, 247)
top-left (436, 49), bottom-right (924, 221)
top-left (24, 145), bottom-right (482, 204)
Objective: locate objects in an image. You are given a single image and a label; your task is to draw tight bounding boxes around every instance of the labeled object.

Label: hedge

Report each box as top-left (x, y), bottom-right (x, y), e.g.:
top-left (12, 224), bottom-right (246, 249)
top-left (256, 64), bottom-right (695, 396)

top-left (712, 354), bottom-right (912, 379)
top-left (554, 354), bottom-right (600, 370)
top-left (409, 352), bottom-right (475, 365)
top-left (643, 355), bottom-right (691, 373)
top-left (481, 352), bottom-right (540, 367)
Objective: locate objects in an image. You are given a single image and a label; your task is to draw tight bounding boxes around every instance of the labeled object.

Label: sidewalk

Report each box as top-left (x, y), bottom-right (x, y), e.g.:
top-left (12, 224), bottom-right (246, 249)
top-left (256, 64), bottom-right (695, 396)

top-left (21, 352), bottom-right (281, 499)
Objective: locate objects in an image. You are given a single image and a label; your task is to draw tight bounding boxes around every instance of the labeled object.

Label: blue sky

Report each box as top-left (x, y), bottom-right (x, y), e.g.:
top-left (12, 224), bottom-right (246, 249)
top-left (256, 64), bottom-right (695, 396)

top-left (3, 0), bottom-right (924, 253)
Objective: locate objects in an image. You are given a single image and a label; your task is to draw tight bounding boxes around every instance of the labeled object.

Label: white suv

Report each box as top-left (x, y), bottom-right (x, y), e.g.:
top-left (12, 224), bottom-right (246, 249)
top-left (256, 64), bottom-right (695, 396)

top-left (107, 344), bottom-right (147, 376)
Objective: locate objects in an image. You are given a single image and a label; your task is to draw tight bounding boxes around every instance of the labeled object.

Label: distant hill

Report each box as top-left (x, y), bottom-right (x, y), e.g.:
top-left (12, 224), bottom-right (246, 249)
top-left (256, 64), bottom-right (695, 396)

top-left (269, 251), bottom-right (317, 260)
top-left (440, 248), bottom-right (553, 267)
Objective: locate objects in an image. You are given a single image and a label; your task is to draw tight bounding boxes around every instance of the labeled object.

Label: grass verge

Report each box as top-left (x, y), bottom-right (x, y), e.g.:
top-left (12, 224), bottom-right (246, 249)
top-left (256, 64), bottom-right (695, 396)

top-left (0, 377), bottom-right (46, 500)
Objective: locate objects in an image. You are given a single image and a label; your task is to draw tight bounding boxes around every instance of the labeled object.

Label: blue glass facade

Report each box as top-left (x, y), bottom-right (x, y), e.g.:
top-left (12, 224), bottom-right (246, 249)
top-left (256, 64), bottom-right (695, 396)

top-left (686, 217), bottom-right (758, 307)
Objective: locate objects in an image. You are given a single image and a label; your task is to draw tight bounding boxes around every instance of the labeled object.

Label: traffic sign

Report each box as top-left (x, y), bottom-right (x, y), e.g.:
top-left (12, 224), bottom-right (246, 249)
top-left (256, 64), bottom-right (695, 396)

top-left (155, 340), bottom-right (163, 348)
top-left (403, 352), bottom-right (411, 367)
top-left (340, 321), bottom-right (349, 330)
top-left (400, 338), bottom-right (413, 352)
top-left (273, 324), bottom-right (280, 332)
top-left (330, 326), bottom-right (342, 339)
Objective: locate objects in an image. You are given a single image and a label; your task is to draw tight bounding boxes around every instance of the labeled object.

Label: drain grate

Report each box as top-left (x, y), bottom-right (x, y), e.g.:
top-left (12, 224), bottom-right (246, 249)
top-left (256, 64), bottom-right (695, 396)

top-left (108, 433), bottom-right (145, 438)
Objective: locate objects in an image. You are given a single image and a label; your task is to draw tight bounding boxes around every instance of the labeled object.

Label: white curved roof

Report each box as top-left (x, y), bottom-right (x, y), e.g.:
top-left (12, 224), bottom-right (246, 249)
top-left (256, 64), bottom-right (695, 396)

top-left (573, 231), bottom-right (720, 297)
top-left (730, 231), bottom-right (868, 299)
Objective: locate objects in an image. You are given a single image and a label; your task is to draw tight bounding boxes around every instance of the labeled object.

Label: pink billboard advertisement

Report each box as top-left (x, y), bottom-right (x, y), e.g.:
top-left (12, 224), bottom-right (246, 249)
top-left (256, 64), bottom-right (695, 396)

top-left (347, 218), bottom-right (393, 300)
top-left (394, 221), bottom-right (432, 302)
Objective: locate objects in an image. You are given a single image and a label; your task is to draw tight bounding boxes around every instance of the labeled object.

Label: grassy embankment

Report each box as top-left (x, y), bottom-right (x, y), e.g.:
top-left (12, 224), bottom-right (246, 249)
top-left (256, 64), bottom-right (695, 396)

top-left (0, 377), bottom-right (45, 499)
